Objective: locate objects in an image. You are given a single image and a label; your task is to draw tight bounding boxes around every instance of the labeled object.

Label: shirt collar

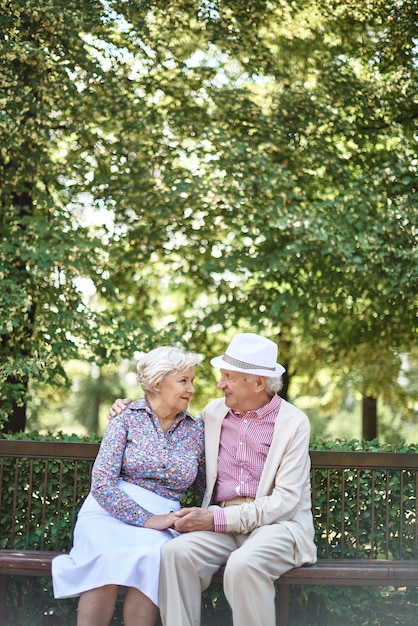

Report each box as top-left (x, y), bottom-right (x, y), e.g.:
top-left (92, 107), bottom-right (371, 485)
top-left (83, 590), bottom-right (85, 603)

top-left (131, 397), bottom-right (193, 422)
top-left (231, 393), bottom-right (281, 419)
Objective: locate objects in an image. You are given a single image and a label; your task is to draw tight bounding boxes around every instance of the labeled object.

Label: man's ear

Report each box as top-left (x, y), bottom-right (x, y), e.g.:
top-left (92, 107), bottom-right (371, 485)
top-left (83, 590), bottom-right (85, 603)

top-left (255, 376), bottom-right (267, 392)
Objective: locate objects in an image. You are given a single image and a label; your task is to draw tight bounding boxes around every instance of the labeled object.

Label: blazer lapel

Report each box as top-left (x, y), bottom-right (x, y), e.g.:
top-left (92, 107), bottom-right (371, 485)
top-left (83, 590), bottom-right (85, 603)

top-left (201, 403), bottom-right (228, 507)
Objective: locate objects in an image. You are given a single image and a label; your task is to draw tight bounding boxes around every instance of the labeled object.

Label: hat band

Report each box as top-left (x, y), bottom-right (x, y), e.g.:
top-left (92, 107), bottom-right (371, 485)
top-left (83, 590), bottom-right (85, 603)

top-left (222, 354), bottom-right (276, 372)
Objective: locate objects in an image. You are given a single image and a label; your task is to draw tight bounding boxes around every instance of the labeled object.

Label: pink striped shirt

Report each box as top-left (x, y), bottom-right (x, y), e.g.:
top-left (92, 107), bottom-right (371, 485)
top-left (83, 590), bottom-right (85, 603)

top-left (213, 393), bottom-right (281, 532)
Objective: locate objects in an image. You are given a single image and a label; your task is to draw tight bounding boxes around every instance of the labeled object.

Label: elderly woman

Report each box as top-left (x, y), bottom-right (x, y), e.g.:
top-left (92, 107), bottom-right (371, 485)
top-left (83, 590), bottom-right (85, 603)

top-left (52, 346), bottom-right (205, 626)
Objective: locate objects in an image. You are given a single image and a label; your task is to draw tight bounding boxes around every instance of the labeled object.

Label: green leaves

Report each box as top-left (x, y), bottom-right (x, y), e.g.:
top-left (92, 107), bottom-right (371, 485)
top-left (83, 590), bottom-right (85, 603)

top-left (1, 0), bottom-right (416, 433)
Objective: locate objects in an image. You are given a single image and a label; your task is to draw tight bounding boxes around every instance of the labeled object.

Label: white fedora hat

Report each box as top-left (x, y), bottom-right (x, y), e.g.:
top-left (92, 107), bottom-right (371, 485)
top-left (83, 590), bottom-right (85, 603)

top-left (210, 333), bottom-right (286, 378)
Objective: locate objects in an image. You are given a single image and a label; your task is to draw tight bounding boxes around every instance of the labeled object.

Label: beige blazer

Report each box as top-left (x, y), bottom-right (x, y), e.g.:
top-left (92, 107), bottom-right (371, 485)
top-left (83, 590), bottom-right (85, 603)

top-left (199, 397), bottom-right (317, 567)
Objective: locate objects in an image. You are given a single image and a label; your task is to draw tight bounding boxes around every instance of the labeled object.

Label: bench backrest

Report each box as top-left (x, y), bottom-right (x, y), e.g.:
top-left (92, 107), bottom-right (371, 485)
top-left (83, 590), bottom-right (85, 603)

top-left (311, 451), bottom-right (418, 559)
top-left (0, 440), bottom-right (99, 551)
top-left (0, 441), bottom-right (417, 558)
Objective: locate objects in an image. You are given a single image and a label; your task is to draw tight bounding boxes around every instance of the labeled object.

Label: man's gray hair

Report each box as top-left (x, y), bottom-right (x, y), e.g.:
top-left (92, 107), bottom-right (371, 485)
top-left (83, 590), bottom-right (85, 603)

top-left (265, 376), bottom-right (284, 396)
top-left (245, 373), bottom-right (283, 396)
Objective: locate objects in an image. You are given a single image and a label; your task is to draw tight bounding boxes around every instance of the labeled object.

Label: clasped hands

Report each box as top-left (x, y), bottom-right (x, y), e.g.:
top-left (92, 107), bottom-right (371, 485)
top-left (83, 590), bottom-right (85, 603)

top-left (145, 507), bottom-right (214, 533)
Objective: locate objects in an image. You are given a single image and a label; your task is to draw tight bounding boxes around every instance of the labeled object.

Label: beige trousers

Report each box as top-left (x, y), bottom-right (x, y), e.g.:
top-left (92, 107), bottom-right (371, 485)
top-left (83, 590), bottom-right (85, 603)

top-left (159, 522), bottom-right (297, 626)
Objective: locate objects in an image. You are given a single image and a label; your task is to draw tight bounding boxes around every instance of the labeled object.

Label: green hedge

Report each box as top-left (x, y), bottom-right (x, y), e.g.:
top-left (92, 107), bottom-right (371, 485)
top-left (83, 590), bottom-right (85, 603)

top-left (310, 437), bottom-right (418, 561)
top-left (0, 431), bottom-right (98, 553)
top-left (1, 432), bottom-right (417, 625)
top-left (293, 437), bottom-right (418, 624)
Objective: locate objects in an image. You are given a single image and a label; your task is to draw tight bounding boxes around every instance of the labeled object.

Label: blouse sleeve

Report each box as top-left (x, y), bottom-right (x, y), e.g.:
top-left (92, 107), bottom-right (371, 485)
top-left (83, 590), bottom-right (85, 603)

top-left (90, 413), bottom-right (152, 526)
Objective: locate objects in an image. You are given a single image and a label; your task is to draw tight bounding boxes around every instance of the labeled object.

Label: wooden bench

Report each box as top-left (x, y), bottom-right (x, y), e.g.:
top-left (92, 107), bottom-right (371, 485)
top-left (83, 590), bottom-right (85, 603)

top-left (0, 439), bottom-right (99, 624)
top-left (1, 439), bottom-right (418, 625)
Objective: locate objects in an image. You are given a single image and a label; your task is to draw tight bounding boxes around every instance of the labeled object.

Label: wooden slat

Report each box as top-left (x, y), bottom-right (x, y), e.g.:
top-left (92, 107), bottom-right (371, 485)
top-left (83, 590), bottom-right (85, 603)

top-left (2, 550), bottom-right (418, 585)
top-left (278, 559), bottom-right (418, 584)
top-left (309, 450), bottom-right (418, 471)
top-left (0, 440), bottom-right (100, 460)
top-left (0, 550), bottom-right (61, 575)
top-left (1, 442), bottom-right (417, 468)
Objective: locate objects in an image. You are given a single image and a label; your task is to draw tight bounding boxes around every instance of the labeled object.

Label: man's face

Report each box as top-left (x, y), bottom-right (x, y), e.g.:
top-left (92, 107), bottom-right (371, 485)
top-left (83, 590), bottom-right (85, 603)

top-left (216, 369), bottom-right (260, 413)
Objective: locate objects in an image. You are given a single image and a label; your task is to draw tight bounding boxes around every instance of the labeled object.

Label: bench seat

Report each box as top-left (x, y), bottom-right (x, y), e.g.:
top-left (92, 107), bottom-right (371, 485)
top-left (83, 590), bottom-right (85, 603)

top-left (3, 550), bottom-right (418, 584)
top-left (0, 549), bottom-right (61, 576)
top-left (212, 558), bottom-right (418, 586)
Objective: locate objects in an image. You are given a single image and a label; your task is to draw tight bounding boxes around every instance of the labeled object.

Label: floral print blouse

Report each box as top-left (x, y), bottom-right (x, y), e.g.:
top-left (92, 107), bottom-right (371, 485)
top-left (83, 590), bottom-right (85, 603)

top-left (91, 398), bottom-right (205, 526)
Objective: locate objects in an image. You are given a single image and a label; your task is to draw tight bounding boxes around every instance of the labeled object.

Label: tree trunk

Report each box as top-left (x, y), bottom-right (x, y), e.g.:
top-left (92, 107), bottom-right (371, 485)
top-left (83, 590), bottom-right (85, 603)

top-left (362, 395), bottom-right (377, 440)
top-left (281, 366), bottom-right (289, 401)
top-left (2, 377), bottom-right (28, 433)
top-left (276, 328), bottom-right (291, 402)
top-left (91, 373), bottom-right (102, 436)
top-left (0, 191), bottom-right (35, 434)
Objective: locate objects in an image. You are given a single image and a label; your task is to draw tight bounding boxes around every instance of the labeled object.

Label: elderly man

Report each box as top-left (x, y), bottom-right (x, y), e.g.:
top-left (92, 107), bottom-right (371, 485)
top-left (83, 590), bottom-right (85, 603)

top-left (109, 333), bottom-right (317, 626)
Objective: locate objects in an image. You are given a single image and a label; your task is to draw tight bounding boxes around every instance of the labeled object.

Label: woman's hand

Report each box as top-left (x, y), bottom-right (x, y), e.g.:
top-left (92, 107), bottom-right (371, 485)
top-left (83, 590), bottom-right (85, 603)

top-left (107, 398), bottom-right (132, 419)
top-left (144, 512), bottom-right (180, 531)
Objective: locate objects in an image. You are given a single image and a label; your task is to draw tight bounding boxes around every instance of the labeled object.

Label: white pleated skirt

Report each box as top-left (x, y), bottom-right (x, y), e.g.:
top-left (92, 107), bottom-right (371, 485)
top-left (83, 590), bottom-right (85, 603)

top-left (52, 480), bottom-right (180, 605)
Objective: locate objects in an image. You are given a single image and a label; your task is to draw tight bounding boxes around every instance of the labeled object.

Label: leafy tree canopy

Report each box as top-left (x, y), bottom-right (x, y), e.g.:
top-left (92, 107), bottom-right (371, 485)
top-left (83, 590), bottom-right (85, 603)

top-left (1, 0), bottom-right (416, 432)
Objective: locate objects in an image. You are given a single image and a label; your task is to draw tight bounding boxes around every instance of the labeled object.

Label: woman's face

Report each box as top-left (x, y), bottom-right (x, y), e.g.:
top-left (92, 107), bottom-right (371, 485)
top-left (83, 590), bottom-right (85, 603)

top-left (157, 367), bottom-right (196, 414)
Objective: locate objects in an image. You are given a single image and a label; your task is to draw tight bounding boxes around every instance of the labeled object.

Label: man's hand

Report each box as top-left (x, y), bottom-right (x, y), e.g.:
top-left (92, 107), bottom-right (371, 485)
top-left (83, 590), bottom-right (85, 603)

top-left (107, 398), bottom-right (132, 419)
top-left (173, 507), bottom-right (214, 533)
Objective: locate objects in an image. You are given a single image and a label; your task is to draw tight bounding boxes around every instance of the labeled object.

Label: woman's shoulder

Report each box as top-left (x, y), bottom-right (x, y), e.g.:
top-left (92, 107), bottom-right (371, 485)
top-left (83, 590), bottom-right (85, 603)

top-left (184, 412), bottom-right (204, 433)
top-left (121, 398), bottom-right (148, 417)
top-left (128, 398), bottom-right (147, 410)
